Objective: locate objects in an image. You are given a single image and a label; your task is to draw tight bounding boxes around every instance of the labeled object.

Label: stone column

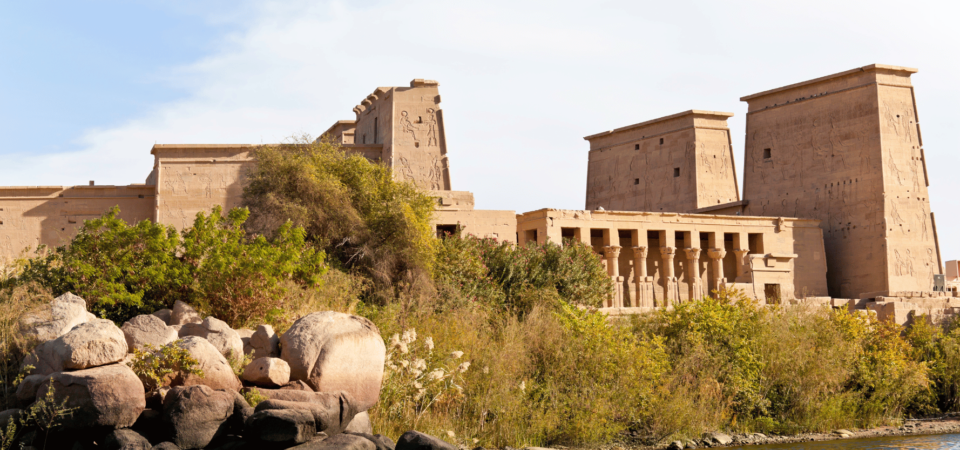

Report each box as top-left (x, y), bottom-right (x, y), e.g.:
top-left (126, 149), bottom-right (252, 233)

top-left (684, 248), bottom-right (703, 301)
top-left (733, 248), bottom-right (750, 282)
top-left (708, 248), bottom-right (727, 293)
top-left (603, 246), bottom-right (623, 308)
top-left (660, 246), bottom-right (678, 306)
top-left (631, 246), bottom-right (654, 308)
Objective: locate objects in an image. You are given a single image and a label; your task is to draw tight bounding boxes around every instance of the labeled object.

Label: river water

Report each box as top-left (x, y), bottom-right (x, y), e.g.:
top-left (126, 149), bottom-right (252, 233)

top-left (726, 433), bottom-right (960, 449)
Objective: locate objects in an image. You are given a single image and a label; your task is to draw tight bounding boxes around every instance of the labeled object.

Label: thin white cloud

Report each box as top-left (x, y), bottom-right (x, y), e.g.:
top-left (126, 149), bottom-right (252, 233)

top-left (2, 0), bottom-right (959, 259)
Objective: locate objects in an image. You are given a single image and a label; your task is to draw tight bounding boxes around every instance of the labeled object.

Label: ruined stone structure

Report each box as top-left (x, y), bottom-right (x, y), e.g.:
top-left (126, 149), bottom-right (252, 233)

top-left (517, 209), bottom-right (827, 309)
top-left (0, 68), bottom-right (952, 316)
top-left (585, 110), bottom-right (741, 213)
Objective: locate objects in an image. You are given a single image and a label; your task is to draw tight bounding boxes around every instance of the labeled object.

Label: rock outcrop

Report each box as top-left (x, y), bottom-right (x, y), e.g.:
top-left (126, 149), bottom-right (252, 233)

top-left (122, 314), bottom-right (179, 351)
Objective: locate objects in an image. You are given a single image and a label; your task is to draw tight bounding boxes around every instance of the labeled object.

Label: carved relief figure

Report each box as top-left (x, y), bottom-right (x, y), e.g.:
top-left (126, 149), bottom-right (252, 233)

top-left (399, 111), bottom-right (418, 143)
top-left (398, 157), bottom-right (415, 183)
top-left (428, 157), bottom-right (444, 190)
top-left (200, 175), bottom-right (213, 199)
top-left (425, 108), bottom-right (439, 147)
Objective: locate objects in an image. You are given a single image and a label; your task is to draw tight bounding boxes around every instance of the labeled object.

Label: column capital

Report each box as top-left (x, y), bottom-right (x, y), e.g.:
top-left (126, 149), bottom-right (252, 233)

top-left (684, 248), bottom-right (702, 260)
top-left (707, 248), bottom-right (727, 259)
top-left (660, 246), bottom-right (677, 255)
top-left (602, 245), bottom-right (622, 259)
top-left (631, 246), bottom-right (648, 258)
top-left (733, 248), bottom-right (750, 256)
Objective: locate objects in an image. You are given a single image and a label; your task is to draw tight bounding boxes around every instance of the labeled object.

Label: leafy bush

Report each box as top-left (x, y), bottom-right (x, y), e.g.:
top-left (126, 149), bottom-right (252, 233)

top-left (242, 135), bottom-right (435, 303)
top-left (127, 340), bottom-right (204, 393)
top-left (1, 382), bottom-right (77, 450)
top-left (13, 206), bottom-right (326, 326)
top-left (243, 387), bottom-right (268, 407)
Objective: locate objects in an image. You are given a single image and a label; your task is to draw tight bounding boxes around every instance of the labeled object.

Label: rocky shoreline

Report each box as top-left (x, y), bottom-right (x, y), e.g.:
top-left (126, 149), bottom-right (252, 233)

top-left (570, 416), bottom-right (960, 450)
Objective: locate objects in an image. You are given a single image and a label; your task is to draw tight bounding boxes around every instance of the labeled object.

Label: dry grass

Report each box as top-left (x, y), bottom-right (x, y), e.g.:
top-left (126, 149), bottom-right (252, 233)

top-left (0, 282), bottom-right (54, 410)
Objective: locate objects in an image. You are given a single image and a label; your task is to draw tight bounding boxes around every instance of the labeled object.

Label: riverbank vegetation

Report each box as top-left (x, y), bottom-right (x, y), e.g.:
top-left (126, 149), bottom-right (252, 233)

top-left (3, 138), bottom-right (960, 447)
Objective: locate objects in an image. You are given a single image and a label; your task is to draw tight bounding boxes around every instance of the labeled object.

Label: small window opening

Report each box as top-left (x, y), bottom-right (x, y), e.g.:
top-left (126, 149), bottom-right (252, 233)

top-left (561, 227), bottom-right (576, 243)
top-left (673, 167), bottom-right (680, 177)
top-left (362, 134), bottom-right (366, 144)
top-left (634, 178), bottom-right (640, 185)
top-left (764, 284), bottom-right (782, 304)
top-left (763, 148), bottom-right (772, 159)
top-left (659, 138), bottom-right (664, 145)
top-left (748, 233), bottom-right (764, 254)
top-left (373, 117), bottom-right (378, 144)
top-left (415, 142), bottom-right (420, 148)
top-left (436, 224), bottom-right (458, 238)
top-left (634, 144), bottom-right (640, 150)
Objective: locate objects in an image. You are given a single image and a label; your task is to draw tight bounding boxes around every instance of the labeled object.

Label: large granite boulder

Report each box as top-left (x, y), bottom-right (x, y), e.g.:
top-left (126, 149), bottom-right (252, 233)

top-left (395, 431), bottom-right (457, 450)
top-left (250, 324), bottom-right (280, 358)
top-left (21, 292), bottom-right (93, 342)
top-left (174, 336), bottom-right (241, 391)
top-left (38, 363), bottom-right (145, 429)
top-left (24, 318), bottom-right (127, 375)
top-left (122, 314), bottom-right (179, 351)
top-left (103, 428), bottom-right (152, 450)
top-left (242, 357), bottom-right (290, 388)
top-left (253, 391), bottom-right (358, 434)
top-left (237, 328), bottom-right (255, 355)
top-left (293, 433), bottom-right (377, 450)
top-left (152, 308), bottom-right (173, 324)
top-left (178, 317), bottom-right (243, 359)
top-left (169, 301), bottom-right (202, 326)
top-left (245, 409), bottom-right (316, 445)
top-left (162, 385), bottom-right (234, 449)
top-left (344, 411), bottom-right (373, 434)
top-left (280, 312), bottom-right (385, 411)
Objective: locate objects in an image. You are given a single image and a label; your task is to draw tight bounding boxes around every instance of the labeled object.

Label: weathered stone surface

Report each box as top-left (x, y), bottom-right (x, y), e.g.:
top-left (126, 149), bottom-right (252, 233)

top-left (242, 357), bottom-right (290, 387)
top-left (162, 385), bottom-right (234, 450)
top-left (21, 292), bottom-right (92, 342)
top-left (245, 409), bottom-right (316, 444)
top-left (123, 314), bottom-right (179, 351)
top-left (250, 325), bottom-right (280, 358)
top-left (169, 301), bottom-right (202, 326)
top-left (174, 336), bottom-right (241, 391)
top-left (103, 428), bottom-right (152, 450)
top-left (25, 318), bottom-right (128, 373)
top-left (280, 312), bottom-right (385, 411)
top-left (15, 374), bottom-right (46, 406)
top-left (703, 432), bottom-right (733, 445)
top-left (131, 409), bottom-right (167, 444)
top-left (667, 441), bottom-right (683, 450)
top-left (280, 380), bottom-right (313, 391)
top-left (237, 328), bottom-right (255, 356)
top-left (229, 390), bottom-right (254, 433)
top-left (395, 431), bottom-right (456, 450)
top-left (254, 392), bottom-right (358, 434)
top-left (291, 433), bottom-right (376, 450)
top-left (39, 364), bottom-right (145, 429)
top-left (153, 308), bottom-right (173, 325)
top-left (152, 443), bottom-right (181, 450)
top-left (344, 411), bottom-right (373, 434)
top-left (346, 432), bottom-right (395, 450)
top-left (178, 317), bottom-right (243, 359)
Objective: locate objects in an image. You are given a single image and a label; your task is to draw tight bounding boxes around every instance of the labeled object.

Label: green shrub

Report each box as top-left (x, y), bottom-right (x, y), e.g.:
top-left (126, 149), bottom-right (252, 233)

top-left (127, 340), bottom-right (204, 393)
top-left (243, 387), bottom-right (268, 407)
top-left (11, 206), bottom-right (326, 326)
top-left (242, 135), bottom-right (435, 303)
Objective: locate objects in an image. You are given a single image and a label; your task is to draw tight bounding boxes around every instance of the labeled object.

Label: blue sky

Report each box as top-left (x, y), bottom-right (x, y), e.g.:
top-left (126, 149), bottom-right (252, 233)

top-left (1, 0), bottom-right (959, 258)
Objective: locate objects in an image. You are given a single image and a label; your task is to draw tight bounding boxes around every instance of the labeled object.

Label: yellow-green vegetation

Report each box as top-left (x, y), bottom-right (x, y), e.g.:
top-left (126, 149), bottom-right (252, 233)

top-left (0, 283), bottom-right (52, 411)
top-left (127, 340), bottom-right (204, 393)
top-left (228, 350), bottom-right (255, 378)
top-left (241, 135), bottom-right (436, 304)
top-left (0, 382), bottom-right (76, 450)
top-left (4, 136), bottom-right (960, 447)
top-left (243, 387), bottom-right (268, 408)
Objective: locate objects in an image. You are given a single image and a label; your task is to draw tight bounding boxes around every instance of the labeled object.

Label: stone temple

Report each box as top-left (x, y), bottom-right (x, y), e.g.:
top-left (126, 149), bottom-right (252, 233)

top-left (0, 66), bottom-right (954, 324)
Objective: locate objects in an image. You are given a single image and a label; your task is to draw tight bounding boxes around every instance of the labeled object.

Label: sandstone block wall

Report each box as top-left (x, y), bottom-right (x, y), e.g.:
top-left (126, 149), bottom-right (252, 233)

top-left (740, 64), bottom-right (939, 299)
top-left (584, 110), bottom-right (740, 213)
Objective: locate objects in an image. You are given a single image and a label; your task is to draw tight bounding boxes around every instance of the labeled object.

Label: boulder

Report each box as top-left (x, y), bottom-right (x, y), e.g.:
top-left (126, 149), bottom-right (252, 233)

top-left (38, 363), bottom-right (145, 429)
top-left (280, 380), bottom-right (313, 391)
top-left (395, 431), bottom-right (456, 450)
top-left (667, 442), bottom-right (683, 450)
top-left (131, 409), bottom-right (167, 444)
top-left (162, 385), bottom-right (235, 449)
top-left (15, 374), bottom-right (46, 407)
top-left (229, 390), bottom-right (254, 433)
top-left (292, 433), bottom-right (376, 450)
top-left (237, 328), bottom-right (255, 355)
top-left (242, 357), bottom-right (290, 387)
top-left (169, 301), bottom-right (202, 326)
top-left (245, 409), bottom-right (316, 444)
top-left (346, 433), bottom-right (395, 450)
top-left (344, 411), bottom-right (373, 434)
top-left (0, 409), bottom-right (21, 431)
top-left (152, 443), bottom-right (181, 450)
top-left (250, 325), bottom-right (280, 358)
top-left (703, 432), bottom-right (733, 446)
top-left (25, 319), bottom-right (127, 375)
top-left (21, 292), bottom-right (92, 342)
top-left (179, 317), bottom-right (243, 360)
top-left (103, 428), bottom-right (152, 450)
top-left (153, 309), bottom-right (173, 324)
top-left (254, 392), bottom-right (358, 434)
top-left (174, 336), bottom-right (241, 391)
top-left (280, 312), bottom-right (385, 411)
top-left (123, 314), bottom-right (179, 351)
